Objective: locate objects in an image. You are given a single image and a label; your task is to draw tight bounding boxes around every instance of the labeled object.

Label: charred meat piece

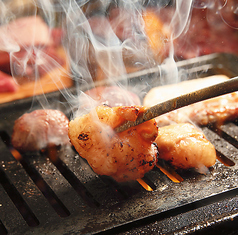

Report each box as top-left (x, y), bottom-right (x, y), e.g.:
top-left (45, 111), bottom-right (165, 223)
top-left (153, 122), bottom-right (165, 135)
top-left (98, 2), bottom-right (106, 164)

top-left (11, 109), bottom-right (70, 152)
top-left (155, 123), bottom-right (216, 172)
top-left (68, 105), bottom-right (158, 182)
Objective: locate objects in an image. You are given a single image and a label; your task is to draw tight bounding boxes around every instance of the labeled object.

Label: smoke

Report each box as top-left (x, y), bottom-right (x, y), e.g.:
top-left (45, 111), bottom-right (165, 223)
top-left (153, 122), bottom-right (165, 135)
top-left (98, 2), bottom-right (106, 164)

top-left (0, 0), bottom-right (198, 114)
top-left (6, 0), bottom-right (237, 115)
top-left (0, 0), bottom-right (74, 109)
top-left (59, 0), bottom-right (194, 80)
top-left (48, 0), bottom-right (194, 116)
top-left (192, 0), bottom-right (238, 29)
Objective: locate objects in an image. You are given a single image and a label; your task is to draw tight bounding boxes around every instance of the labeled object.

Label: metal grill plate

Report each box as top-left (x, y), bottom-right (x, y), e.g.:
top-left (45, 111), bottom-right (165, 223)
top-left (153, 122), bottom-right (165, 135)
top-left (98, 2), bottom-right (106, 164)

top-left (0, 53), bottom-right (238, 234)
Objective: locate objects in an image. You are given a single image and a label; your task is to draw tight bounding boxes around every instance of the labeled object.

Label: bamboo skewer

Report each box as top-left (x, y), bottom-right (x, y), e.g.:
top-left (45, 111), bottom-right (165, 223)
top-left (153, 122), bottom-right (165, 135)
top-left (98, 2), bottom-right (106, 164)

top-left (115, 76), bottom-right (238, 133)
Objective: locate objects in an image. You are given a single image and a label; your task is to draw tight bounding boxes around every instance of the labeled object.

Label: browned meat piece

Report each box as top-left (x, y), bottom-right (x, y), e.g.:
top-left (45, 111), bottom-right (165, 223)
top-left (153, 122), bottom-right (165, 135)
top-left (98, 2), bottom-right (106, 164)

top-left (189, 92), bottom-right (238, 126)
top-left (144, 75), bottom-right (238, 127)
top-left (155, 123), bottom-right (216, 172)
top-left (68, 105), bottom-right (158, 182)
top-left (11, 109), bottom-right (70, 152)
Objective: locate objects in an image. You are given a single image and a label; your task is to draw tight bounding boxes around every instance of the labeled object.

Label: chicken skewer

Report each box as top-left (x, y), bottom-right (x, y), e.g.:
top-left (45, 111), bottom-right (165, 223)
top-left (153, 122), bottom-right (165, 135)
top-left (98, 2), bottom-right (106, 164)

top-left (115, 76), bottom-right (238, 132)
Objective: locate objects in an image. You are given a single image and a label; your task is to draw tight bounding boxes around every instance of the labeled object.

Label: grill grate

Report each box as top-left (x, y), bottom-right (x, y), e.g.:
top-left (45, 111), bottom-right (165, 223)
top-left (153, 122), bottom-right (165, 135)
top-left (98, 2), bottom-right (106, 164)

top-left (0, 53), bottom-right (238, 234)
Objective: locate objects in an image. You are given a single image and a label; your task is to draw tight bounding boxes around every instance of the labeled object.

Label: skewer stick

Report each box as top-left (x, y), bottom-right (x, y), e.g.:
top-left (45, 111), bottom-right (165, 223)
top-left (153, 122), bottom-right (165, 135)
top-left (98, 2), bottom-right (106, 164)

top-left (115, 76), bottom-right (238, 132)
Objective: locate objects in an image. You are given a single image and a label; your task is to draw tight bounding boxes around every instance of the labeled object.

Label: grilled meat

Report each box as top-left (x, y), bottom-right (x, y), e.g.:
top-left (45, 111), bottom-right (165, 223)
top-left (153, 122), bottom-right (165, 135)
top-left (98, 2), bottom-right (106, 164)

top-left (144, 75), bottom-right (238, 127)
top-left (155, 123), bottom-right (216, 172)
top-left (68, 105), bottom-right (158, 182)
top-left (11, 109), bottom-right (70, 152)
top-left (188, 93), bottom-right (238, 126)
top-left (0, 15), bottom-right (66, 93)
top-left (82, 86), bottom-right (141, 109)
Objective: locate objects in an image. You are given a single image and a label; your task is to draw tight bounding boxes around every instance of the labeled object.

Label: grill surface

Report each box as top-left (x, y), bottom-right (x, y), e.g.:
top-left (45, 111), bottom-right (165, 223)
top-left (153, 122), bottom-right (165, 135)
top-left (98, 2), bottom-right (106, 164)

top-left (1, 53), bottom-right (238, 234)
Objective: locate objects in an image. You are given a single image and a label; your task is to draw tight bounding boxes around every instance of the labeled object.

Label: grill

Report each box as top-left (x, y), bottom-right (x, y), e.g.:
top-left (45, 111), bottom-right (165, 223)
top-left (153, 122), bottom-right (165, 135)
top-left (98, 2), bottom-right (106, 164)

top-left (1, 53), bottom-right (238, 235)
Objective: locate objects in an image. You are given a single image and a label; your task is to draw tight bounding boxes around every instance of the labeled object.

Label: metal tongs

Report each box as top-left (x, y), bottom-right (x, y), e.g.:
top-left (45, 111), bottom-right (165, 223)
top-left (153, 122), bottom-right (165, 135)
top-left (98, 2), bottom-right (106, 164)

top-left (115, 76), bottom-right (238, 132)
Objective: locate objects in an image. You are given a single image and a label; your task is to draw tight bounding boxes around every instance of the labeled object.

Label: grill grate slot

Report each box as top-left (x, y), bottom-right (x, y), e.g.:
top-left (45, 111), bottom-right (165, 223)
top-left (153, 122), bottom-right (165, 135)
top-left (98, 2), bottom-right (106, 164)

top-left (47, 147), bottom-right (100, 208)
top-left (0, 184), bottom-right (30, 235)
top-left (0, 53), bottom-right (238, 234)
top-left (60, 148), bottom-right (134, 206)
top-left (216, 122), bottom-right (238, 149)
top-left (215, 150), bottom-right (236, 167)
top-left (0, 220), bottom-right (7, 235)
top-left (18, 157), bottom-right (71, 218)
top-left (0, 131), bottom-right (70, 218)
top-left (139, 176), bottom-right (157, 191)
top-left (202, 127), bottom-right (238, 165)
top-left (0, 167), bottom-right (39, 227)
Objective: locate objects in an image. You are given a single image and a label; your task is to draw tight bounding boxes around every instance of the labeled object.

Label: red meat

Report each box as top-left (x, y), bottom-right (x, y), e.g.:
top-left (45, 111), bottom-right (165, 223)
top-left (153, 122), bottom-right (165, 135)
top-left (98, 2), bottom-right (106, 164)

top-left (0, 71), bottom-right (18, 92)
top-left (0, 16), bottom-right (66, 92)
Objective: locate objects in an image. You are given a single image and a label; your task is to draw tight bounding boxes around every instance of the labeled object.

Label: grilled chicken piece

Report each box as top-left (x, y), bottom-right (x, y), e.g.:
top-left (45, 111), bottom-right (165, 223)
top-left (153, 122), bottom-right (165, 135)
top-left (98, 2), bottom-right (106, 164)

top-left (68, 105), bottom-right (158, 182)
top-left (12, 109), bottom-right (70, 152)
top-left (155, 123), bottom-right (216, 172)
top-left (189, 93), bottom-right (238, 126)
top-left (153, 92), bottom-right (238, 127)
top-left (144, 75), bottom-right (238, 127)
